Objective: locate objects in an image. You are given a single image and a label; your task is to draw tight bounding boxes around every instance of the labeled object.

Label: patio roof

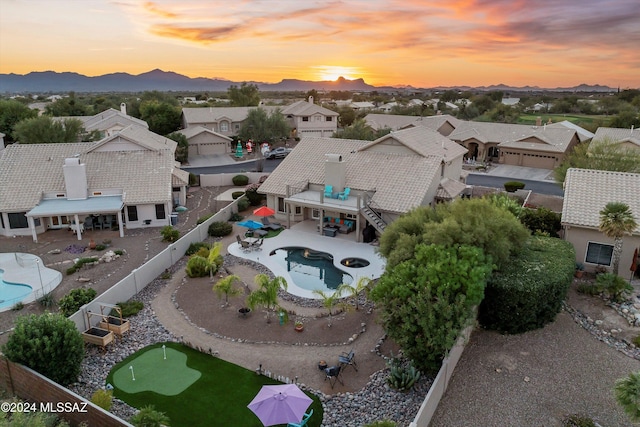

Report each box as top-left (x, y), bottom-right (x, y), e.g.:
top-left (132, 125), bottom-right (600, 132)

top-left (285, 190), bottom-right (360, 212)
top-left (26, 195), bottom-right (123, 217)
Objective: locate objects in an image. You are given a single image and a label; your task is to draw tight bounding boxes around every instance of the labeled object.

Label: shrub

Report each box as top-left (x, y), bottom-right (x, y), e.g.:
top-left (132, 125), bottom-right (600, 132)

top-left (245, 183), bottom-right (264, 206)
top-left (2, 313), bottom-right (84, 385)
top-left (231, 191), bottom-right (245, 199)
top-left (66, 257), bottom-right (99, 275)
top-left (633, 335), bottom-right (640, 347)
top-left (519, 207), bottom-right (561, 237)
top-left (58, 288), bottom-right (97, 317)
top-left (596, 272), bottom-right (633, 303)
top-left (232, 174), bottom-right (249, 186)
top-left (504, 181), bottom-right (525, 192)
top-left (561, 414), bottom-right (597, 427)
top-left (614, 371), bottom-right (640, 422)
top-left (12, 302), bottom-right (24, 311)
top-left (91, 389), bottom-right (113, 411)
top-left (364, 422), bottom-right (397, 427)
top-left (208, 221), bottom-right (233, 237)
top-left (186, 256), bottom-right (210, 278)
top-left (576, 282), bottom-right (601, 296)
top-left (479, 236), bottom-right (575, 334)
top-left (129, 405), bottom-right (170, 427)
top-left (196, 213), bottom-right (213, 224)
top-left (94, 244), bottom-right (107, 251)
top-left (114, 249), bottom-right (124, 256)
top-left (114, 301), bottom-right (144, 317)
top-left (188, 172), bottom-right (198, 186)
top-left (160, 225), bottom-right (180, 243)
top-left (186, 242), bottom-right (211, 256)
top-left (0, 400), bottom-right (71, 426)
top-left (237, 198), bottom-right (250, 212)
top-left (38, 292), bottom-right (56, 308)
top-left (194, 247), bottom-right (210, 259)
top-left (229, 212), bottom-right (243, 222)
top-left (387, 356), bottom-right (421, 391)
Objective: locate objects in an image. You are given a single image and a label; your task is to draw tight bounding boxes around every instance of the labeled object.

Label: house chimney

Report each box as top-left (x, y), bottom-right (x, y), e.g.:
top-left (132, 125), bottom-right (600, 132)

top-left (120, 102), bottom-right (127, 115)
top-left (63, 157), bottom-right (88, 200)
top-left (308, 96), bottom-right (314, 104)
top-left (632, 125), bottom-right (635, 136)
top-left (535, 116), bottom-right (542, 126)
top-left (324, 154), bottom-right (345, 193)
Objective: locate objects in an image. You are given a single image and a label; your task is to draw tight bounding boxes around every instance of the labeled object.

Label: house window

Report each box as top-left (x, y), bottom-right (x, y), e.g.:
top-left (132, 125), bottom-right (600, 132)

top-left (295, 206), bottom-right (302, 215)
top-left (8, 213), bottom-right (28, 229)
top-left (311, 209), bottom-right (320, 219)
top-left (585, 242), bottom-right (614, 266)
top-left (155, 204), bottom-right (166, 220)
top-left (220, 122), bottom-right (229, 132)
top-left (235, 124), bottom-right (240, 131)
top-left (277, 197), bottom-right (285, 213)
top-left (326, 116), bottom-right (333, 122)
top-left (126, 206), bottom-right (138, 222)
top-left (302, 117), bottom-right (309, 122)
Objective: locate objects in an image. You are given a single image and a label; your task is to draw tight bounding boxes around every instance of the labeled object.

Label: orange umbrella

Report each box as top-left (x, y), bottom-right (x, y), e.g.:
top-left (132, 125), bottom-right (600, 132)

top-left (253, 206), bottom-right (275, 217)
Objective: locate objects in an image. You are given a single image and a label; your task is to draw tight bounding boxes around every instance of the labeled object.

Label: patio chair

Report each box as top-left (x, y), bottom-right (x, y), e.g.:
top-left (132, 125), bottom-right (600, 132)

top-left (338, 187), bottom-right (350, 200)
top-left (83, 217), bottom-right (94, 231)
top-left (236, 235), bottom-right (251, 253)
top-left (324, 185), bottom-right (333, 198)
top-left (338, 349), bottom-right (358, 372)
top-left (324, 365), bottom-right (344, 389)
top-left (287, 409), bottom-right (313, 427)
top-left (250, 238), bottom-right (263, 251)
top-left (95, 216), bottom-right (104, 230)
top-left (261, 216), bottom-right (282, 230)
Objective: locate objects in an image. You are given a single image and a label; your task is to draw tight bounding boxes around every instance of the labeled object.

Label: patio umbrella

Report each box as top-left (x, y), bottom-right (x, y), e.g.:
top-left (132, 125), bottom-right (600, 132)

top-left (631, 247), bottom-right (638, 280)
top-left (247, 384), bottom-right (312, 426)
top-left (237, 220), bottom-right (264, 230)
top-left (253, 206), bottom-right (276, 217)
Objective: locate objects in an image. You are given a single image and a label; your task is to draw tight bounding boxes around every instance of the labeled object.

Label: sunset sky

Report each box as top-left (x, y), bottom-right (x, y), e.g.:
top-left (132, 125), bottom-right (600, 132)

top-left (1, 0), bottom-right (639, 88)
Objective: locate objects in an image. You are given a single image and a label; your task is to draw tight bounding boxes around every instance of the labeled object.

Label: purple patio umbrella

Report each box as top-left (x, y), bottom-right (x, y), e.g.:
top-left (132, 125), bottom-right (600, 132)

top-left (247, 384), bottom-right (312, 426)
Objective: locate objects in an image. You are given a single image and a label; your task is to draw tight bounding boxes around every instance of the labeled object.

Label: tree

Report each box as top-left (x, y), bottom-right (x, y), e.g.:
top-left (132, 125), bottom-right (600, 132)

top-left (379, 198), bottom-right (530, 270)
top-left (370, 244), bottom-right (492, 374)
top-left (0, 99), bottom-right (38, 143)
top-left (2, 313), bottom-right (84, 385)
top-left (246, 274), bottom-right (288, 323)
top-left (166, 131), bottom-right (189, 163)
top-left (44, 92), bottom-right (90, 116)
top-left (312, 285), bottom-right (348, 327)
top-left (238, 108), bottom-right (289, 143)
top-left (614, 371), bottom-right (640, 422)
top-left (213, 275), bottom-right (242, 307)
top-left (139, 101), bottom-right (181, 135)
top-left (228, 82), bottom-right (260, 106)
top-left (130, 405), bottom-right (171, 427)
top-left (599, 202), bottom-right (638, 275)
top-left (554, 139), bottom-right (640, 184)
top-left (13, 116), bottom-right (88, 143)
top-left (336, 106), bottom-right (356, 127)
top-left (342, 276), bottom-right (372, 311)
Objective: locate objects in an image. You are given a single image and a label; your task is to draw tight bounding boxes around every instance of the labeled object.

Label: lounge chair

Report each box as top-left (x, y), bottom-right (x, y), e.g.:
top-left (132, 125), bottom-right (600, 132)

top-left (338, 187), bottom-right (350, 200)
top-left (338, 349), bottom-right (358, 372)
top-left (324, 365), bottom-right (344, 389)
top-left (261, 216), bottom-right (282, 230)
top-left (324, 185), bottom-right (333, 198)
top-left (287, 409), bottom-right (313, 427)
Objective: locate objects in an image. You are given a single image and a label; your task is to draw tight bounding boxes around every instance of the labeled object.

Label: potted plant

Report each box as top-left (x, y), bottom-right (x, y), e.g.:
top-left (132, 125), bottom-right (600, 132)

top-left (575, 262), bottom-right (585, 278)
top-left (294, 320), bottom-right (304, 332)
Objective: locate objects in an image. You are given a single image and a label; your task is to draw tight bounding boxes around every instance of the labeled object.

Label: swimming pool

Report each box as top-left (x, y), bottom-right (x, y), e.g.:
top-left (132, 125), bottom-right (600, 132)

top-left (0, 269), bottom-right (33, 309)
top-left (269, 247), bottom-right (353, 292)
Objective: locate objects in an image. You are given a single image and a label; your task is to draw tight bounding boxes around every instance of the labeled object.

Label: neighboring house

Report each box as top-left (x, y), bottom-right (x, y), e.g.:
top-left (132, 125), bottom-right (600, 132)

top-left (62, 104), bottom-right (149, 139)
top-left (176, 126), bottom-right (232, 158)
top-left (181, 97), bottom-right (338, 139)
top-left (0, 125), bottom-right (188, 242)
top-left (591, 127), bottom-right (640, 151)
top-left (258, 126), bottom-right (468, 242)
top-left (377, 102), bottom-right (399, 113)
top-left (561, 168), bottom-right (640, 273)
top-left (501, 98), bottom-right (520, 106)
top-left (365, 113), bottom-right (460, 136)
top-left (349, 101), bottom-right (375, 111)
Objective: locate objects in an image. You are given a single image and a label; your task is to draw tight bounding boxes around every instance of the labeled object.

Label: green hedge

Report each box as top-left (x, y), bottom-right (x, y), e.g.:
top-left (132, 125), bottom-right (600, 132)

top-left (232, 191), bottom-right (245, 199)
top-left (237, 198), bottom-right (250, 211)
top-left (478, 236), bottom-right (575, 334)
top-left (208, 221), bottom-right (233, 237)
top-left (232, 174), bottom-right (249, 186)
top-left (504, 181), bottom-right (525, 192)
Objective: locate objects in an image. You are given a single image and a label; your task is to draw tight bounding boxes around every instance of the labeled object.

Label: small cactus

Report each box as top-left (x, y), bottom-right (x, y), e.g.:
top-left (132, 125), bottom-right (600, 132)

top-left (387, 357), bottom-right (421, 392)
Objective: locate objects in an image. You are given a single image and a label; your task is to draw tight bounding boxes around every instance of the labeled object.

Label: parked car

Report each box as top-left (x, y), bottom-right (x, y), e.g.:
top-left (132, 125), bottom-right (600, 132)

top-left (264, 147), bottom-right (292, 159)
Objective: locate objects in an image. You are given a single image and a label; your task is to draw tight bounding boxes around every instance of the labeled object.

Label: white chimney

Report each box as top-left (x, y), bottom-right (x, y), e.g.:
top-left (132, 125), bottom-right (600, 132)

top-left (308, 96), bottom-right (314, 104)
top-left (120, 102), bottom-right (127, 115)
top-left (324, 154), bottom-right (345, 193)
top-left (63, 158), bottom-right (88, 200)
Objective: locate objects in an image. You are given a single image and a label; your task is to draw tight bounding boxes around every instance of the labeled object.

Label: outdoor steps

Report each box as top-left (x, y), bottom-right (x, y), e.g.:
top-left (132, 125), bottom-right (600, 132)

top-left (361, 206), bottom-right (387, 233)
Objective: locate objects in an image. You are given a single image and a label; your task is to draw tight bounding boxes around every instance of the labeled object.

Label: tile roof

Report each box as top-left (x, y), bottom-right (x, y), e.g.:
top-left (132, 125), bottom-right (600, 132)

top-left (182, 106), bottom-right (278, 125)
top-left (592, 127), bottom-right (640, 147)
top-left (176, 125), bottom-right (231, 141)
top-left (258, 137), bottom-right (441, 214)
top-left (561, 168), bottom-right (640, 232)
top-left (436, 178), bottom-right (467, 200)
top-left (280, 100), bottom-right (339, 117)
top-left (365, 114), bottom-right (459, 131)
top-left (81, 108), bottom-right (148, 131)
top-left (89, 125), bottom-right (177, 154)
top-left (0, 141), bottom-right (176, 212)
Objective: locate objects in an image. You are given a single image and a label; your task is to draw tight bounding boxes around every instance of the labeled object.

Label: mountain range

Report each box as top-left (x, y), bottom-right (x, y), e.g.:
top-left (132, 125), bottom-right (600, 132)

top-left (0, 69), bottom-right (616, 94)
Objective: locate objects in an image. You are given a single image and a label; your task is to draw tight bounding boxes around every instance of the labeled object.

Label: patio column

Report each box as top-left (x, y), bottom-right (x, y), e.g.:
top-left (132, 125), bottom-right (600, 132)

top-left (117, 211), bottom-right (124, 237)
top-left (74, 214), bottom-right (82, 241)
top-left (27, 216), bottom-right (38, 243)
top-left (356, 195), bottom-right (362, 243)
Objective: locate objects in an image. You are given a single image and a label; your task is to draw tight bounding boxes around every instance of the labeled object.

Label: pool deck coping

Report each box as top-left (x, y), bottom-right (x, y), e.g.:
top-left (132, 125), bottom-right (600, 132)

top-left (0, 253), bottom-right (62, 311)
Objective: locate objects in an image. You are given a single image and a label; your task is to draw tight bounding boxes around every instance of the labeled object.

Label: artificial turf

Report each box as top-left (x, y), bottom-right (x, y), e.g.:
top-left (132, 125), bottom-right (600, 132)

top-left (106, 342), bottom-right (323, 427)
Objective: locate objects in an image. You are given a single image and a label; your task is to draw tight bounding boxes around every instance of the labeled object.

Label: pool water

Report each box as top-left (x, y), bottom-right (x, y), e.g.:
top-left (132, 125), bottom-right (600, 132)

top-left (270, 247), bottom-right (352, 292)
top-left (0, 269), bottom-right (33, 309)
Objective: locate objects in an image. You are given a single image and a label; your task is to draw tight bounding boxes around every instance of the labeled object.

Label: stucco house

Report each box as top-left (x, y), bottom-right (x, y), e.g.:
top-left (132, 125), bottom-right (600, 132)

top-left (365, 113), bottom-right (459, 136)
top-left (176, 126), bottom-right (232, 157)
top-left (258, 126), bottom-right (468, 242)
top-left (591, 127), bottom-right (640, 151)
top-left (181, 97), bottom-right (338, 140)
top-left (0, 125), bottom-right (188, 242)
top-left (561, 168), bottom-right (640, 274)
top-left (66, 103), bottom-right (149, 138)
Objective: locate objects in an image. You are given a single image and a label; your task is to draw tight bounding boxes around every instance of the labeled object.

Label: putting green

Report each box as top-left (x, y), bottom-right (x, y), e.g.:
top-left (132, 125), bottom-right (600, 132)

top-left (112, 347), bottom-right (201, 396)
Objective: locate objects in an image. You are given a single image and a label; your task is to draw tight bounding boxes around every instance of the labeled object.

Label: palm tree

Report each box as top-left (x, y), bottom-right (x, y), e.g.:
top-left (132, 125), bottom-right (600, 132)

top-left (614, 371), bottom-right (640, 422)
top-left (313, 284), bottom-right (348, 327)
top-left (342, 276), bottom-right (373, 311)
top-left (212, 274), bottom-right (242, 307)
top-left (246, 274), bottom-right (288, 323)
top-left (599, 202), bottom-right (638, 275)
top-left (207, 242), bottom-right (223, 278)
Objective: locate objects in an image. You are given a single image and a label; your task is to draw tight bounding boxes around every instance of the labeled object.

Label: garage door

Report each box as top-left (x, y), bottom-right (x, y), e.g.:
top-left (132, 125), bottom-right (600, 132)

top-left (199, 142), bottom-right (226, 155)
top-left (521, 153), bottom-right (556, 169)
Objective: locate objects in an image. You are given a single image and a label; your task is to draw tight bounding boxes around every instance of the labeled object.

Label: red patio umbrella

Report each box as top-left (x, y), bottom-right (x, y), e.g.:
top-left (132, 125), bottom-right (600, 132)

top-left (253, 206), bottom-right (276, 217)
